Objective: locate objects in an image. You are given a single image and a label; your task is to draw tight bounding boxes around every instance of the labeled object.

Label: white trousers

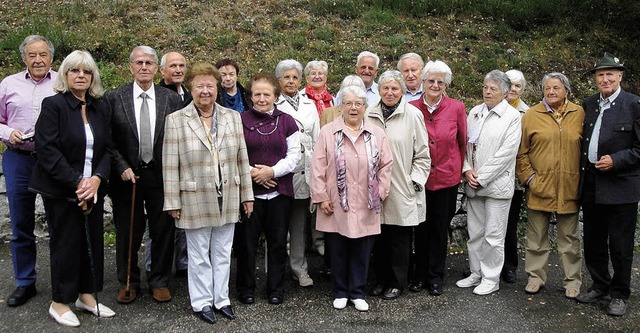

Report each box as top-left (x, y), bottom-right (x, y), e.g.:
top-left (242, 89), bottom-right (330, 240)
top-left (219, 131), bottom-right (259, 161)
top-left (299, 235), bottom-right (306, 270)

top-left (466, 196), bottom-right (511, 283)
top-left (185, 223), bottom-right (234, 311)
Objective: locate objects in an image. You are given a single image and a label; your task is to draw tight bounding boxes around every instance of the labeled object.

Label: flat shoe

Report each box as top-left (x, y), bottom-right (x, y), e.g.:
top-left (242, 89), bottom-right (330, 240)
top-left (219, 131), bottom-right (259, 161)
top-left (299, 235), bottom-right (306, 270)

top-left (7, 285), bottom-right (37, 307)
top-left (218, 305), bottom-right (236, 320)
top-left (565, 288), bottom-right (580, 299)
top-left (116, 288), bottom-right (138, 304)
top-left (197, 305), bottom-right (217, 324)
top-left (151, 287), bottom-right (172, 302)
top-left (75, 298), bottom-right (116, 318)
top-left (382, 288), bottom-right (402, 300)
top-left (49, 304), bottom-right (80, 327)
top-left (333, 298), bottom-right (347, 309)
top-left (525, 281), bottom-right (543, 294)
top-left (351, 298), bottom-right (369, 311)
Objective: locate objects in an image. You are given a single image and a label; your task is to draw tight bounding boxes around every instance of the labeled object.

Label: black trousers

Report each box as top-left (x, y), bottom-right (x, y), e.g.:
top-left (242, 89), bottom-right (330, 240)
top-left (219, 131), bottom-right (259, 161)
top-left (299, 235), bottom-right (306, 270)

top-left (113, 167), bottom-right (174, 289)
top-left (503, 189), bottom-right (524, 273)
top-left (373, 224), bottom-right (412, 289)
top-left (326, 232), bottom-right (375, 299)
top-left (235, 195), bottom-right (292, 298)
top-left (414, 185), bottom-right (458, 285)
top-left (582, 168), bottom-right (637, 299)
top-left (46, 197), bottom-right (104, 303)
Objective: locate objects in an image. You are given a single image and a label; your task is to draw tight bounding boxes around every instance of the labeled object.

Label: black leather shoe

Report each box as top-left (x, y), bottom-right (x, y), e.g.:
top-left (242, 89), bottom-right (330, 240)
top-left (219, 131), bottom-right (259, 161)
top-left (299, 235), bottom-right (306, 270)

top-left (268, 295), bottom-right (283, 305)
top-left (429, 283), bottom-right (443, 296)
top-left (382, 288), bottom-right (402, 300)
top-left (501, 270), bottom-right (517, 284)
top-left (197, 306), bottom-right (217, 324)
top-left (7, 285), bottom-right (37, 307)
top-left (218, 305), bottom-right (236, 320)
top-left (607, 298), bottom-right (627, 316)
top-left (409, 281), bottom-right (424, 293)
top-left (371, 284), bottom-right (384, 297)
top-left (239, 295), bottom-right (254, 305)
top-left (576, 289), bottom-right (607, 303)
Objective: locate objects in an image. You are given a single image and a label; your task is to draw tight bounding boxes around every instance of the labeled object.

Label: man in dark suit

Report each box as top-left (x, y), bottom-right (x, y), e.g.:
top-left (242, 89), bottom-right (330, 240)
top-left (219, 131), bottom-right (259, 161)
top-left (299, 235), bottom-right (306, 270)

top-left (105, 45), bottom-right (182, 304)
top-left (577, 52), bottom-right (640, 316)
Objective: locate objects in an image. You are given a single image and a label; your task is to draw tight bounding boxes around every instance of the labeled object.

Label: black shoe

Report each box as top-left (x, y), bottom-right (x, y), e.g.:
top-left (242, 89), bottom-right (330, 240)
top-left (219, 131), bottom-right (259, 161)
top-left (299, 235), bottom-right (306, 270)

top-left (409, 281), bottom-right (424, 293)
top-left (501, 270), bottom-right (517, 284)
top-left (429, 283), bottom-right (443, 296)
top-left (197, 306), bottom-right (217, 324)
top-left (576, 289), bottom-right (607, 303)
top-left (268, 295), bottom-right (283, 305)
top-left (7, 285), bottom-right (37, 307)
top-left (382, 288), bottom-right (402, 300)
top-left (218, 305), bottom-right (236, 320)
top-left (238, 295), bottom-right (254, 305)
top-left (370, 284), bottom-right (384, 297)
top-left (607, 298), bottom-right (627, 316)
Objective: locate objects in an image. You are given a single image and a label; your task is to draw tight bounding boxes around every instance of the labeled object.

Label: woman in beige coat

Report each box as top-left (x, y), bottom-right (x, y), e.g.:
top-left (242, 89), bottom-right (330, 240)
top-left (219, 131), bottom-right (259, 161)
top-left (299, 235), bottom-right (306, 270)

top-left (367, 70), bottom-right (431, 300)
top-left (163, 63), bottom-right (253, 324)
top-left (516, 72), bottom-right (584, 298)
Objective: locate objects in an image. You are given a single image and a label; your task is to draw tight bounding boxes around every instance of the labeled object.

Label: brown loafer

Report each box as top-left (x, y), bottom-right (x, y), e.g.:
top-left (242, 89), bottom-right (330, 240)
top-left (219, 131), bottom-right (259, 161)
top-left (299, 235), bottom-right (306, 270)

top-left (117, 288), bottom-right (138, 304)
top-left (151, 287), bottom-right (172, 302)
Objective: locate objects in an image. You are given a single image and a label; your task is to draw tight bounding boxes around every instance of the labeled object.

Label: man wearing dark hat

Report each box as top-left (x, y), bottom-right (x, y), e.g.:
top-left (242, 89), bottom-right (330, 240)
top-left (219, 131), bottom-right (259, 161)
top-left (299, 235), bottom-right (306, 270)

top-left (576, 52), bottom-right (640, 316)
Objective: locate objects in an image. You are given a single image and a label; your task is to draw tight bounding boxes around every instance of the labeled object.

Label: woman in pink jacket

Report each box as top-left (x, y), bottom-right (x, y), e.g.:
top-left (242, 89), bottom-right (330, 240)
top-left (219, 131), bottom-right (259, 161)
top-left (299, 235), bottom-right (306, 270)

top-left (310, 85), bottom-right (393, 312)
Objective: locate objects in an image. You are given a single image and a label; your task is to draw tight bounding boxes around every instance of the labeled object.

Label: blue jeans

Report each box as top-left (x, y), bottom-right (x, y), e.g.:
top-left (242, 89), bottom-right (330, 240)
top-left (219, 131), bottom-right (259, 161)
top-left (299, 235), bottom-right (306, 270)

top-left (3, 149), bottom-right (38, 287)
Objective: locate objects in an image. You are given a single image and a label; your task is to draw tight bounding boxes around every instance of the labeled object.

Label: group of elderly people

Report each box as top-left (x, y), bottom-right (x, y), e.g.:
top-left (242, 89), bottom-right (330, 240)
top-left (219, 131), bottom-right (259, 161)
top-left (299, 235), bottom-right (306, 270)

top-left (2, 33), bottom-right (639, 328)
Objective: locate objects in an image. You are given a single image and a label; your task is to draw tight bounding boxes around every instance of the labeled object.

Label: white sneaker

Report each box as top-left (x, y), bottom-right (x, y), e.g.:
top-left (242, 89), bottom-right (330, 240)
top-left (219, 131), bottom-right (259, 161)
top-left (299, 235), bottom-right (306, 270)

top-left (473, 280), bottom-right (499, 295)
top-left (456, 273), bottom-right (482, 288)
top-left (333, 298), bottom-right (348, 309)
top-left (351, 298), bottom-right (369, 312)
top-left (75, 298), bottom-right (116, 318)
top-left (49, 303), bottom-right (80, 327)
top-left (294, 274), bottom-right (314, 287)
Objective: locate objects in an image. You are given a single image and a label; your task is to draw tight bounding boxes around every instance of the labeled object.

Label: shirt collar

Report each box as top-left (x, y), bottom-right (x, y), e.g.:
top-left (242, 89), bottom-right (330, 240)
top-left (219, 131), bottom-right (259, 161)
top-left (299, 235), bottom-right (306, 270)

top-left (600, 86), bottom-right (621, 104)
top-left (24, 69), bottom-right (53, 82)
top-left (133, 82), bottom-right (155, 100)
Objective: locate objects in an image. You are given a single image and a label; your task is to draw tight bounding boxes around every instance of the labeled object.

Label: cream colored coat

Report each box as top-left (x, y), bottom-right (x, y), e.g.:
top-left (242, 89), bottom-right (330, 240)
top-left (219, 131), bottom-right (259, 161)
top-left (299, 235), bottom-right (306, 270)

top-left (367, 99), bottom-right (431, 226)
top-left (276, 94), bottom-right (320, 199)
top-left (162, 102), bottom-right (254, 229)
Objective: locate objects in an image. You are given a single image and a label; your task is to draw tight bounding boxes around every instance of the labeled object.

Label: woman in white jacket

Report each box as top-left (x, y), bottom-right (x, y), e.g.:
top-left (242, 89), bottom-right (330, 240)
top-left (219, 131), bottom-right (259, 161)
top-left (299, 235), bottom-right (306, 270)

top-left (456, 70), bottom-right (521, 295)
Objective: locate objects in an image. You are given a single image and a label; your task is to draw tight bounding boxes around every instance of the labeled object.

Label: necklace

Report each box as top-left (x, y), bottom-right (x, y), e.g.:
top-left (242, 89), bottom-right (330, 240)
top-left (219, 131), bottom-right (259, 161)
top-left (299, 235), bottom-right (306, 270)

top-left (256, 116), bottom-right (280, 135)
top-left (200, 113), bottom-right (213, 119)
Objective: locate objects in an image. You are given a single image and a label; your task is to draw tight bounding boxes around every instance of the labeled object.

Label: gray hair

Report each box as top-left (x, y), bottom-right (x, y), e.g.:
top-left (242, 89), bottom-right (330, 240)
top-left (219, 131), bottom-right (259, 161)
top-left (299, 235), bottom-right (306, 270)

top-left (335, 75), bottom-right (366, 104)
top-left (484, 70), bottom-right (511, 95)
top-left (505, 69), bottom-right (527, 90)
top-left (304, 60), bottom-right (328, 76)
top-left (275, 59), bottom-right (303, 78)
top-left (378, 70), bottom-right (407, 94)
top-left (421, 60), bottom-right (453, 85)
top-left (337, 86), bottom-right (367, 107)
top-left (356, 51), bottom-right (380, 69)
top-left (53, 50), bottom-right (104, 97)
top-left (397, 52), bottom-right (424, 70)
top-left (541, 72), bottom-right (571, 96)
top-left (19, 35), bottom-right (54, 61)
top-left (129, 45), bottom-right (158, 64)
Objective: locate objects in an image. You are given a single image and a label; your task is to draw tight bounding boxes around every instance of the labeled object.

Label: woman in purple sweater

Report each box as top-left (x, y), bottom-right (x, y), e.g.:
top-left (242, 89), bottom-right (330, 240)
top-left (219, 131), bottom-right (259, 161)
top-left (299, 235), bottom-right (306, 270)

top-left (235, 73), bottom-right (301, 305)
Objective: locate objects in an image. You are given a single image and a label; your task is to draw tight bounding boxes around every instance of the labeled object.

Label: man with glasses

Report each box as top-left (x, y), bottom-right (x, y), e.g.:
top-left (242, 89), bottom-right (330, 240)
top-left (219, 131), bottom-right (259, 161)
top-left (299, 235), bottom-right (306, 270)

top-left (105, 45), bottom-right (182, 304)
top-left (0, 34), bottom-right (57, 307)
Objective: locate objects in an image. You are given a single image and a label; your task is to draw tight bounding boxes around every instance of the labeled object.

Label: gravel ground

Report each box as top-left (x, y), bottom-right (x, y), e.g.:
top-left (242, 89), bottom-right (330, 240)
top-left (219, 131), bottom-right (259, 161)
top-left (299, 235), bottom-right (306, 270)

top-left (0, 239), bottom-right (638, 332)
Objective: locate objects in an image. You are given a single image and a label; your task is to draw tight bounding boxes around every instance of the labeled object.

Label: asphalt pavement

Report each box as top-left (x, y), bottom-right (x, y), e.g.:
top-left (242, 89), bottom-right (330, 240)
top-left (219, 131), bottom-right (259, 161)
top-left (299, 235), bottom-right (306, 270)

top-left (0, 239), bottom-right (638, 332)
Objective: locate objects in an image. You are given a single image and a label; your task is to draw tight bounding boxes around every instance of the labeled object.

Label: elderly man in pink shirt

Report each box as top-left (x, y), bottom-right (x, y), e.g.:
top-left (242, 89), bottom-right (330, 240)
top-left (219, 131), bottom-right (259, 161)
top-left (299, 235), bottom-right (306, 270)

top-left (0, 35), bottom-right (57, 307)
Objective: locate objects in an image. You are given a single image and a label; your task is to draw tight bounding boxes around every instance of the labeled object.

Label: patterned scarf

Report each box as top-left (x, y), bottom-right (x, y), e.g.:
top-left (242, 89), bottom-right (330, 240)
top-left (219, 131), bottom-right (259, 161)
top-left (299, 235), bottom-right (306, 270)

top-left (283, 93), bottom-right (300, 112)
top-left (381, 101), bottom-right (400, 120)
top-left (305, 85), bottom-right (333, 116)
top-left (334, 128), bottom-right (381, 213)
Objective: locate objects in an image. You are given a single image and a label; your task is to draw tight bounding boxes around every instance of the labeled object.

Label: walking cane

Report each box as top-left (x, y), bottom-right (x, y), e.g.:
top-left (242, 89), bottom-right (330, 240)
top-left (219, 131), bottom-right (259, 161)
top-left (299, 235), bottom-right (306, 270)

top-left (81, 201), bottom-right (101, 321)
top-left (125, 180), bottom-right (137, 299)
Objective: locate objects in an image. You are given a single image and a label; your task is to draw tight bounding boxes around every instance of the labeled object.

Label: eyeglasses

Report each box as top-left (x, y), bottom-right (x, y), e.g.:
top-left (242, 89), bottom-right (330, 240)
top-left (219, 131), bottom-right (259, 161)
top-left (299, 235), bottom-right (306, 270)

top-left (425, 79), bottom-right (445, 86)
top-left (132, 60), bottom-right (155, 67)
top-left (343, 101), bottom-right (365, 108)
top-left (68, 68), bottom-right (93, 76)
top-left (309, 71), bottom-right (326, 77)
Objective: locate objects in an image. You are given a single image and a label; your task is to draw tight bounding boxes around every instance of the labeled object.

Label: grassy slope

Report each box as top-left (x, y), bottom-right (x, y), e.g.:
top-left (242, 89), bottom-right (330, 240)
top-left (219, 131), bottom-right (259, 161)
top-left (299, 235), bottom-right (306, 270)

top-left (0, 0), bottom-right (637, 108)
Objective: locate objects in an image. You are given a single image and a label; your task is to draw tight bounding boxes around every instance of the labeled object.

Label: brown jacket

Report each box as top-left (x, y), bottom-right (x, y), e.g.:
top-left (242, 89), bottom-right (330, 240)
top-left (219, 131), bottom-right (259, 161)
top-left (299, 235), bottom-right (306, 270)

top-left (516, 100), bottom-right (584, 213)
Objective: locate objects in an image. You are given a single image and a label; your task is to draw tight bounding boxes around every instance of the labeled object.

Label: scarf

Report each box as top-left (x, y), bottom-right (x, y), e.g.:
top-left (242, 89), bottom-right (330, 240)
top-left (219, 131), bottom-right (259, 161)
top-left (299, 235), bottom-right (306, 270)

top-left (508, 97), bottom-right (521, 109)
top-left (222, 89), bottom-right (245, 112)
top-left (334, 128), bottom-right (381, 213)
top-left (305, 85), bottom-right (333, 116)
top-left (283, 93), bottom-right (300, 112)
top-left (381, 101), bottom-right (400, 120)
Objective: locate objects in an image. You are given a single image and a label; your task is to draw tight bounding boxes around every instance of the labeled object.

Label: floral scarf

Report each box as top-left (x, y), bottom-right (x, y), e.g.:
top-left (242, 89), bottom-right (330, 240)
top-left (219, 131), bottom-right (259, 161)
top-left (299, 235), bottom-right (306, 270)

top-left (334, 128), bottom-right (381, 213)
top-left (283, 93), bottom-right (300, 112)
top-left (305, 85), bottom-right (333, 116)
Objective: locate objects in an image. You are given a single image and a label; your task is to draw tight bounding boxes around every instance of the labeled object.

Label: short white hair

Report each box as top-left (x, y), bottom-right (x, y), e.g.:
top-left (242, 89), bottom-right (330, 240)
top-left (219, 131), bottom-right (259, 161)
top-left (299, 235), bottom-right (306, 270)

top-left (397, 52), bottom-right (424, 70)
top-left (304, 60), bottom-right (328, 76)
top-left (129, 45), bottom-right (158, 64)
top-left (378, 70), bottom-right (407, 94)
top-left (275, 59), bottom-right (303, 78)
top-left (356, 51), bottom-right (380, 68)
top-left (421, 60), bottom-right (453, 86)
top-left (337, 86), bottom-right (367, 107)
top-left (505, 69), bottom-right (527, 90)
